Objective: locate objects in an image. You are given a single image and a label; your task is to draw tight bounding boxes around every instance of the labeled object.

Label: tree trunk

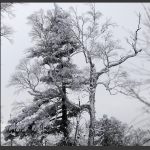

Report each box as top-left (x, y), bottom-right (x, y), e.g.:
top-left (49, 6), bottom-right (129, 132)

top-left (61, 64), bottom-right (69, 145)
top-left (62, 84), bottom-right (69, 145)
top-left (39, 135), bottom-right (45, 146)
top-left (88, 64), bottom-right (97, 146)
top-left (11, 139), bottom-right (13, 146)
top-left (88, 91), bottom-right (96, 146)
top-left (74, 100), bottom-right (81, 146)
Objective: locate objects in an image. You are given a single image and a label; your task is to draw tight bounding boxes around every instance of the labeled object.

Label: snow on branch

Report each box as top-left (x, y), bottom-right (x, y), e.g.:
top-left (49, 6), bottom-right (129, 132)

top-left (97, 13), bottom-right (142, 77)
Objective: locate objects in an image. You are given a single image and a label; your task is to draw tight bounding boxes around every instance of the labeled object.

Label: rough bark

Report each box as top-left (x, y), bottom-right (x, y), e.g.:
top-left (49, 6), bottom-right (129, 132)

top-left (88, 64), bottom-right (97, 146)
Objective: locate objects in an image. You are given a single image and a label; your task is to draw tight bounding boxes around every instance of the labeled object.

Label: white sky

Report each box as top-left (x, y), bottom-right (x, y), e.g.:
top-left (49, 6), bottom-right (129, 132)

top-left (1, 3), bottom-right (150, 130)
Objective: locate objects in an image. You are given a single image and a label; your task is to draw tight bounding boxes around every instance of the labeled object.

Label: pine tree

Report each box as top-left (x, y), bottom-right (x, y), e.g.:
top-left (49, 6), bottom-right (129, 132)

top-left (3, 4), bottom-right (88, 146)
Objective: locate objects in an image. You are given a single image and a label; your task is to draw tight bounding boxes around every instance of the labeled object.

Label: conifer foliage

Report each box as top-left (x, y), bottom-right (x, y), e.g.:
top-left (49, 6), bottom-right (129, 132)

top-left (3, 3), bottom-right (145, 146)
top-left (3, 4), bottom-right (87, 146)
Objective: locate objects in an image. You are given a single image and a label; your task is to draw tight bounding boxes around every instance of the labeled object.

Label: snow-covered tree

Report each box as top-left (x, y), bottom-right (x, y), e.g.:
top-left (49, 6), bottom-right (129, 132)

top-left (1, 3), bottom-right (25, 43)
top-left (26, 4), bottom-right (86, 145)
top-left (3, 4), bottom-right (88, 146)
top-left (2, 139), bottom-right (22, 146)
top-left (120, 4), bottom-right (150, 126)
top-left (70, 3), bottom-right (142, 145)
top-left (93, 115), bottom-right (149, 146)
top-left (94, 115), bottom-right (129, 146)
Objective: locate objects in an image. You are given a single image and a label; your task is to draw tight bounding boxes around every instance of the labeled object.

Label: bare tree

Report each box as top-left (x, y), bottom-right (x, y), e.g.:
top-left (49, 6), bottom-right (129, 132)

top-left (1, 3), bottom-right (25, 43)
top-left (119, 4), bottom-right (150, 127)
top-left (7, 58), bottom-right (45, 94)
top-left (1, 3), bottom-right (16, 17)
top-left (70, 3), bottom-right (142, 146)
top-left (1, 24), bottom-right (14, 43)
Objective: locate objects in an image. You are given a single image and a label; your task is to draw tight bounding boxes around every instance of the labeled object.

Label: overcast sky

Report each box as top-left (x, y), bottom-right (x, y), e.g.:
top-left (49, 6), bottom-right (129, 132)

top-left (1, 3), bottom-right (150, 130)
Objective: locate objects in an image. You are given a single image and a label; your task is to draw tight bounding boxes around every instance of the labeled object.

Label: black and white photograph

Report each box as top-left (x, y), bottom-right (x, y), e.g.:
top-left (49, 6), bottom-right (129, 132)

top-left (1, 2), bottom-right (150, 146)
